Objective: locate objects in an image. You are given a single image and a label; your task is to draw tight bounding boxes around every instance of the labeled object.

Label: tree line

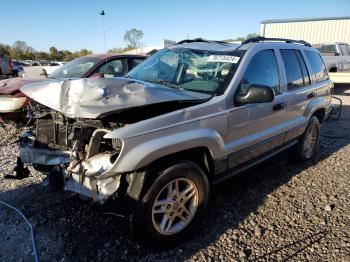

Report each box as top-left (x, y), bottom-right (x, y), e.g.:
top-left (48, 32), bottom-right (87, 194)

top-left (0, 41), bottom-right (92, 61)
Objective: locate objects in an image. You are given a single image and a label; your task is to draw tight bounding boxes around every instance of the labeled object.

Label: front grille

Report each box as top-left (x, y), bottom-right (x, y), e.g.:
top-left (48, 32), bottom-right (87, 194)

top-left (36, 119), bottom-right (55, 148)
top-left (35, 118), bottom-right (69, 149)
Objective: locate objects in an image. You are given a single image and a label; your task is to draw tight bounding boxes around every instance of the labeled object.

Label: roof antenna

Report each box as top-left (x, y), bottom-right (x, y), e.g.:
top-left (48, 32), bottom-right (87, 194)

top-left (100, 10), bottom-right (107, 53)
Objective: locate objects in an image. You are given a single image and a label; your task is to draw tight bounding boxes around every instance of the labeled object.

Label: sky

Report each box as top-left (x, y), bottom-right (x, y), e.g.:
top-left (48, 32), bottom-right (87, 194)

top-left (2, 0), bottom-right (350, 53)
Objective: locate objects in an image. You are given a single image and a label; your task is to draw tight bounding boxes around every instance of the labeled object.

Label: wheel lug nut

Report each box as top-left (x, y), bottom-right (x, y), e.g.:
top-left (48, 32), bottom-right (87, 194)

top-left (180, 198), bottom-right (183, 203)
top-left (170, 212), bottom-right (174, 216)
top-left (178, 208), bottom-right (182, 212)
top-left (167, 204), bottom-right (171, 209)
top-left (173, 196), bottom-right (177, 201)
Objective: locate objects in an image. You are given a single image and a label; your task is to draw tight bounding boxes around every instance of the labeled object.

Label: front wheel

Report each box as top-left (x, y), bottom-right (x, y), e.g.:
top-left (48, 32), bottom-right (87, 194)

top-left (129, 161), bottom-right (210, 246)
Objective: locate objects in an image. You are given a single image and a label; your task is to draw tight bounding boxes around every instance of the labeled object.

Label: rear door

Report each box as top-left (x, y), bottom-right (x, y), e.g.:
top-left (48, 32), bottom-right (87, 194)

top-left (280, 49), bottom-right (314, 142)
top-left (226, 49), bottom-right (288, 170)
top-left (283, 49), bottom-right (331, 142)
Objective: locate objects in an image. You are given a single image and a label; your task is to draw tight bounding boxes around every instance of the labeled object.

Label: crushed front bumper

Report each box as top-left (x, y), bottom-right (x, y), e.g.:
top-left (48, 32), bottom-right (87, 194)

top-left (20, 142), bottom-right (71, 166)
top-left (19, 138), bottom-right (121, 203)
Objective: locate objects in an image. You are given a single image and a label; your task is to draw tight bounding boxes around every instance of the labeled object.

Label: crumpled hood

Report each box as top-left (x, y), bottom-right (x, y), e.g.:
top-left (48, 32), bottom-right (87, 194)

top-left (0, 77), bottom-right (47, 95)
top-left (20, 77), bottom-right (211, 119)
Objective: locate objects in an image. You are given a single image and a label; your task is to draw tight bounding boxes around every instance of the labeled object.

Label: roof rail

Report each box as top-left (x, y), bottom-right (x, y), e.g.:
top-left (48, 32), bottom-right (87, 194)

top-left (176, 38), bottom-right (228, 45)
top-left (241, 37), bottom-right (311, 47)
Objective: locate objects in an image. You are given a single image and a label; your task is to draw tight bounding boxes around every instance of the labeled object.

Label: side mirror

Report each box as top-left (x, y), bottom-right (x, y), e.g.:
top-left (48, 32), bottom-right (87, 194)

top-left (235, 84), bottom-right (275, 106)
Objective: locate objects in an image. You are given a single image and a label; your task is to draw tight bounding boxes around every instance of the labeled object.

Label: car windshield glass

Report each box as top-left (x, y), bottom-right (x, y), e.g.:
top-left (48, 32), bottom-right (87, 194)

top-left (127, 48), bottom-right (243, 94)
top-left (49, 57), bottom-right (99, 78)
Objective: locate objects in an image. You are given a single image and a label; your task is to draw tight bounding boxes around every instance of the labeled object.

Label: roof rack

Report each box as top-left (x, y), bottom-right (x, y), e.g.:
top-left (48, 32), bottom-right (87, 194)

top-left (176, 38), bottom-right (228, 45)
top-left (241, 37), bottom-right (311, 47)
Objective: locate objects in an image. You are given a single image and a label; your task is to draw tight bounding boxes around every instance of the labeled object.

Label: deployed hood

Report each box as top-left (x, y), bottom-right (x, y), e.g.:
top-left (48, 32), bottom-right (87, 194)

top-left (0, 77), bottom-right (47, 95)
top-left (20, 77), bottom-right (211, 119)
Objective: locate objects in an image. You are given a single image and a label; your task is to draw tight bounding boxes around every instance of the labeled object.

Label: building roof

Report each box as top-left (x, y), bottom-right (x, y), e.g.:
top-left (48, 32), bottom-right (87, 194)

top-left (261, 16), bottom-right (350, 24)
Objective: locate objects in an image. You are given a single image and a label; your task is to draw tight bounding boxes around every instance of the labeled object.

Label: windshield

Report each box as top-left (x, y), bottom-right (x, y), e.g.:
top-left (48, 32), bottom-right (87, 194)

top-left (50, 57), bottom-right (99, 78)
top-left (128, 48), bottom-right (243, 94)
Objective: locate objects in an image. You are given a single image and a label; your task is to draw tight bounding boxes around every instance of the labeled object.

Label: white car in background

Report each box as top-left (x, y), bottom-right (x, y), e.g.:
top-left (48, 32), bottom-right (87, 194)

top-left (42, 62), bottom-right (66, 75)
top-left (20, 61), bottom-right (66, 77)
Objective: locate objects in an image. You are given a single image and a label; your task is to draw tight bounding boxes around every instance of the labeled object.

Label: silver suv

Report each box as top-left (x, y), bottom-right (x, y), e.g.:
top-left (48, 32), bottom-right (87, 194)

top-left (19, 37), bottom-right (332, 245)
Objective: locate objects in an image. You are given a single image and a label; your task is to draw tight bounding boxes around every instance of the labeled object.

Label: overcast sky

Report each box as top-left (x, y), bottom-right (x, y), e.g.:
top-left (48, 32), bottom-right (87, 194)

top-left (2, 0), bottom-right (350, 53)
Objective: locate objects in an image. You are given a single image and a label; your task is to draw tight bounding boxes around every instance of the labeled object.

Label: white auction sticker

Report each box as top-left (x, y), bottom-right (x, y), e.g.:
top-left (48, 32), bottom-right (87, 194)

top-left (207, 55), bottom-right (240, 63)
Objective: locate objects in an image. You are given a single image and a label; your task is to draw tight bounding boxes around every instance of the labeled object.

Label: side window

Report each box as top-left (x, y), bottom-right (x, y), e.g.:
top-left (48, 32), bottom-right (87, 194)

top-left (130, 58), bottom-right (145, 69)
top-left (340, 44), bottom-right (350, 56)
top-left (316, 44), bottom-right (337, 53)
top-left (280, 49), bottom-right (304, 90)
top-left (295, 50), bottom-right (311, 86)
top-left (96, 59), bottom-right (127, 77)
top-left (237, 50), bottom-right (280, 95)
top-left (305, 51), bottom-right (329, 84)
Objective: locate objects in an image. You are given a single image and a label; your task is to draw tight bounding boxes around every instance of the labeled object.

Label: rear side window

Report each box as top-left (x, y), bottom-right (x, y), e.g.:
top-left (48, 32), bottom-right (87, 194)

top-left (237, 50), bottom-right (280, 95)
top-left (304, 51), bottom-right (328, 84)
top-left (340, 44), bottom-right (350, 56)
top-left (295, 51), bottom-right (311, 86)
top-left (281, 49), bottom-right (304, 90)
top-left (316, 44), bottom-right (337, 53)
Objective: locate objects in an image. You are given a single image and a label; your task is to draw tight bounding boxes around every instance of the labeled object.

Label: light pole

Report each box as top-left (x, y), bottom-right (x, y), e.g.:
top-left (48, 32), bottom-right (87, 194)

top-left (100, 10), bottom-right (107, 52)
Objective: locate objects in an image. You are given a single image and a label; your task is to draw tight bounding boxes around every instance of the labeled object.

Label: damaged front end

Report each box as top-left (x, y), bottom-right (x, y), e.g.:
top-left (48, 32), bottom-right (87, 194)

top-left (20, 108), bottom-right (124, 202)
top-left (19, 78), bottom-right (210, 202)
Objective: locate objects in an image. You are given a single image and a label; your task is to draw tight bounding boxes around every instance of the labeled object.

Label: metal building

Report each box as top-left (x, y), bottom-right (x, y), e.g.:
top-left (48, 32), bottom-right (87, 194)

top-left (261, 16), bottom-right (350, 44)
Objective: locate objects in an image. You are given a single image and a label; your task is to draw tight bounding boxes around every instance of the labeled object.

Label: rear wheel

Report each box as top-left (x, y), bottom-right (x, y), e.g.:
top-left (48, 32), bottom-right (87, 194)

top-left (129, 161), bottom-right (210, 246)
top-left (295, 116), bottom-right (320, 160)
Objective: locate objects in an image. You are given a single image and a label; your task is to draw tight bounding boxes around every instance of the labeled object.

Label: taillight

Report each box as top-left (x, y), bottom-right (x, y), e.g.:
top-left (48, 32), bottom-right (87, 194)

top-left (8, 59), bottom-right (13, 70)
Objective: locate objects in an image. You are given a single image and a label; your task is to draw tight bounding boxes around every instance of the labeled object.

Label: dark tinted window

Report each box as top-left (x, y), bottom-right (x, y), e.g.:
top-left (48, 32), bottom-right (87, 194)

top-left (96, 59), bottom-right (127, 77)
top-left (295, 51), bottom-right (311, 86)
top-left (340, 44), bottom-right (350, 56)
top-left (304, 51), bottom-right (328, 84)
top-left (238, 50), bottom-right (280, 95)
top-left (281, 49), bottom-right (304, 90)
top-left (315, 44), bottom-right (337, 53)
top-left (130, 58), bottom-right (145, 68)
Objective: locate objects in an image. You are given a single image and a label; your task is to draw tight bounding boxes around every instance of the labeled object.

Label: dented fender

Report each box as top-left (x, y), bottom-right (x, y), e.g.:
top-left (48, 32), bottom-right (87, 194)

top-left (105, 128), bottom-right (226, 174)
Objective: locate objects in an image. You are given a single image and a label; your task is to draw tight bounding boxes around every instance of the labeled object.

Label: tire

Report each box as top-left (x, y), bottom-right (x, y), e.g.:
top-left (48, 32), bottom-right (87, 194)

top-left (129, 161), bottom-right (210, 246)
top-left (295, 116), bottom-right (320, 161)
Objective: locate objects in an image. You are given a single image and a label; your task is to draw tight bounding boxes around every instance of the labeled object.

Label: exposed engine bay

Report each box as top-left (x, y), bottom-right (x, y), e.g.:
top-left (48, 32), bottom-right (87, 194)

top-left (18, 77), bottom-right (211, 202)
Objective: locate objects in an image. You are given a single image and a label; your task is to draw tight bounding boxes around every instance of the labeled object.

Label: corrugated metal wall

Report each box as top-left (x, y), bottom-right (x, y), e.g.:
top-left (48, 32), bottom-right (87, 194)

top-left (261, 19), bottom-right (350, 44)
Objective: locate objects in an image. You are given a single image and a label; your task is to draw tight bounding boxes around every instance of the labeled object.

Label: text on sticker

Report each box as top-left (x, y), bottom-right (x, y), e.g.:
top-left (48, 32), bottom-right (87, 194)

top-left (208, 55), bottom-right (240, 63)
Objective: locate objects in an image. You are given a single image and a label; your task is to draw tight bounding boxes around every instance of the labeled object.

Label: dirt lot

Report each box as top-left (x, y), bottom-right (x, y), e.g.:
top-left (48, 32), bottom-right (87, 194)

top-left (0, 84), bottom-right (350, 261)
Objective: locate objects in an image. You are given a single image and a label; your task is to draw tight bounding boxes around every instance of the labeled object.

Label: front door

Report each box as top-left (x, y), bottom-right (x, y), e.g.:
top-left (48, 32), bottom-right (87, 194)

top-left (226, 49), bottom-right (287, 170)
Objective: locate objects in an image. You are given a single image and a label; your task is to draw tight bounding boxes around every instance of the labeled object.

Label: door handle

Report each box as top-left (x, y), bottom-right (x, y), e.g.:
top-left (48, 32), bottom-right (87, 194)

top-left (273, 102), bottom-right (286, 111)
top-left (307, 92), bottom-right (316, 99)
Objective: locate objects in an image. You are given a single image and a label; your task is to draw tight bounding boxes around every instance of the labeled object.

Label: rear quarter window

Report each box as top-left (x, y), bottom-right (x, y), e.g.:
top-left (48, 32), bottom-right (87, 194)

top-left (304, 51), bottom-right (328, 84)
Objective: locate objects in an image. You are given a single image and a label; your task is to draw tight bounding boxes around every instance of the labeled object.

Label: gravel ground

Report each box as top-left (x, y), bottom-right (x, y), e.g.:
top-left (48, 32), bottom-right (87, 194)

top-left (0, 84), bottom-right (350, 261)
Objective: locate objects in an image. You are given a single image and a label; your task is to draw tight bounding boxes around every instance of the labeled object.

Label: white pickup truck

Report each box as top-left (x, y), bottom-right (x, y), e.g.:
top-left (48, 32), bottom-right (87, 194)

top-left (314, 42), bottom-right (350, 72)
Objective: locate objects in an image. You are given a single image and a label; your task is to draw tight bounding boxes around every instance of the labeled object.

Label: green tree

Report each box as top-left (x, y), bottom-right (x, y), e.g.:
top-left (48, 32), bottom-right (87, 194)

top-left (245, 33), bottom-right (259, 40)
top-left (11, 40), bottom-right (29, 59)
top-left (79, 49), bottom-right (92, 56)
top-left (108, 46), bottom-right (135, 53)
top-left (123, 28), bottom-right (143, 48)
top-left (0, 44), bottom-right (11, 57)
top-left (49, 46), bottom-right (59, 60)
top-left (35, 51), bottom-right (50, 61)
